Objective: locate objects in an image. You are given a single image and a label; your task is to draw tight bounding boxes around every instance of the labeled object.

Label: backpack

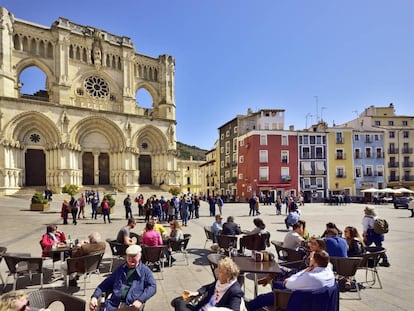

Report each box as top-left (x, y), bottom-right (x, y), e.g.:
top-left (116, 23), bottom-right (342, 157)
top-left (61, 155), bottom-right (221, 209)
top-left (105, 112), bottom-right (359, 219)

top-left (374, 218), bottom-right (389, 234)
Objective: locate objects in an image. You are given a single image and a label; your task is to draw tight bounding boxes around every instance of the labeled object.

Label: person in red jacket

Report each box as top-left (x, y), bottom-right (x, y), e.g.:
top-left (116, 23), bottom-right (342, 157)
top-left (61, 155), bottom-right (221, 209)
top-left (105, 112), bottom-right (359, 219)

top-left (40, 224), bottom-right (67, 257)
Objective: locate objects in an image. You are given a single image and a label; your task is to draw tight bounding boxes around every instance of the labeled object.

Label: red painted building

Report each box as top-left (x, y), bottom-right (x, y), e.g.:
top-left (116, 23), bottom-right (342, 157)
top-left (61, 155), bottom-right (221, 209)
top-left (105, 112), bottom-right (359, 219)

top-left (237, 130), bottom-right (298, 202)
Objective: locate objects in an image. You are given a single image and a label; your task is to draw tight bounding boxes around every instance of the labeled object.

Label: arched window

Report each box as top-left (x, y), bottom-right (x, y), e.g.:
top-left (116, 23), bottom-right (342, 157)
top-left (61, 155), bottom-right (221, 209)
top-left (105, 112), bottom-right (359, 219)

top-left (39, 41), bottom-right (45, 57)
top-left (19, 66), bottom-right (48, 99)
top-left (22, 36), bottom-right (29, 52)
top-left (69, 45), bottom-right (74, 59)
top-left (76, 46), bottom-right (81, 60)
top-left (47, 42), bottom-right (53, 58)
top-left (135, 88), bottom-right (153, 108)
top-left (82, 48), bottom-right (87, 62)
top-left (30, 38), bottom-right (37, 54)
top-left (13, 34), bottom-right (20, 50)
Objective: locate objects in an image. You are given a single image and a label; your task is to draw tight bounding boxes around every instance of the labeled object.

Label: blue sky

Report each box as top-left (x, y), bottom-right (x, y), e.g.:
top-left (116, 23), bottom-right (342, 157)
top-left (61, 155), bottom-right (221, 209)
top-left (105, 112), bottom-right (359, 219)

top-left (2, 0), bottom-right (414, 150)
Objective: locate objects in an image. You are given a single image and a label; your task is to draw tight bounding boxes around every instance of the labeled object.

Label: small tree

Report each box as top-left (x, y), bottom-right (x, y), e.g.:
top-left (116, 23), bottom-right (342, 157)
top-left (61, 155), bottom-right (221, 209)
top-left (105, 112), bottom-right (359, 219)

top-left (169, 186), bottom-right (180, 196)
top-left (31, 192), bottom-right (48, 204)
top-left (103, 193), bottom-right (116, 208)
top-left (62, 184), bottom-right (79, 197)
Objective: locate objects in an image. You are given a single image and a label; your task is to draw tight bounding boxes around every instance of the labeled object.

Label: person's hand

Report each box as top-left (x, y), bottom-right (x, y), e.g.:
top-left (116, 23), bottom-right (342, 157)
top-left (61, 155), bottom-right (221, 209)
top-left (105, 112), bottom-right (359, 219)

top-left (89, 297), bottom-right (98, 311)
top-left (131, 299), bottom-right (143, 309)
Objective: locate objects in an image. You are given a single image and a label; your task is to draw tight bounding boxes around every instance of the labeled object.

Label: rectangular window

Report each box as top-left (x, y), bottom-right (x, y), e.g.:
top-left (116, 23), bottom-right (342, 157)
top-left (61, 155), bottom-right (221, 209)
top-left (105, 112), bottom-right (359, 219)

top-left (281, 167), bottom-right (290, 176)
top-left (316, 178), bottom-right (324, 188)
top-left (226, 130), bottom-right (230, 137)
top-left (221, 133), bottom-right (224, 140)
top-left (365, 166), bottom-right (373, 176)
top-left (220, 146), bottom-right (224, 154)
top-left (403, 131), bottom-right (409, 138)
top-left (377, 165), bottom-right (384, 177)
top-left (336, 167), bottom-right (345, 178)
top-left (259, 167), bottom-right (269, 181)
top-left (303, 178), bottom-right (310, 189)
top-left (233, 138), bottom-right (237, 151)
top-left (238, 173), bottom-right (243, 180)
top-left (234, 126), bottom-right (238, 133)
top-left (389, 131), bottom-right (395, 138)
top-left (310, 136), bottom-right (315, 144)
top-left (315, 147), bottom-right (323, 158)
top-left (259, 150), bottom-right (268, 163)
top-left (315, 161), bottom-right (325, 174)
top-left (355, 167), bottom-right (361, 178)
top-left (336, 149), bottom-right (344, 160)
top-left (366, 148), bottom-right (371, 158)
top-left (374, 134), bottom-right (379, 141)
top-left (354, 134), bottom-right (359, 141)
top-left (388, 120), bottom-right (394, 126)
top-left (239, 155), bottom-right (244, 163)
top-left (376, 148), bottom-right (382, 158)
top-left (374, 120), bottom-right (380, 126)
top-left (225, 141), bottom-right (230, 154)
top-left (336, 132), bottom-right (343, 144)
top-left (316, 136), bottom-right (322, 144)
top-left (220, 161), bottom-right (224, 168)
top-left (355, 149), bottom-right (360, 159)
top-left (260, 135), bottom-right (267, 146)
top-left (281, 151), bottom-right (288, 163)
top-left (282, 135), bottom-right (288, 146)
top-left (302, 147), bottom-right (310, 159)
top-left (239, 139), bottom-right (244, 147)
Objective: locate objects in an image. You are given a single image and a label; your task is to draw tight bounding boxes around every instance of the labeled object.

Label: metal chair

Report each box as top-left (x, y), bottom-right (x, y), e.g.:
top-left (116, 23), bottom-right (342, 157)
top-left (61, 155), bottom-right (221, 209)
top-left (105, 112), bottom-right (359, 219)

top-left (204, 226), bottom-right (215, 247)
top-left (66, 252), bottom-right (104, 295)
top-left (357, 246), bottom-right (386, 289)
top-left (106, 239), bottom-right (128, 271)
top-left (330, 256), bottom-right (363, 300)
top-left (3, 253), bottom-right (44, 290)
top-left (28, 288), bottom-right (86, 310)
top-left (142, 245), bottom-right (167, 279)
top-left (216, 234), bottom-right (238, 257)
top-left (169, 234), bottom-right (191, 266)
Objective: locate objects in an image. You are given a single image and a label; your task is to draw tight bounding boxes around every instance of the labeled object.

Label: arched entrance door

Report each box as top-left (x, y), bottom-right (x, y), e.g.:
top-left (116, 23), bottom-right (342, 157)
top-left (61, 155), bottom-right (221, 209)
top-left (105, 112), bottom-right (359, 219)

top-left (139, 155), bottom-right (152, 184)
top-left (99, 153), bottom-right (110, 184)
top-left (25, 149), bottom-right (46, 186)
top-left (82, 152), bottom-right (94, 185)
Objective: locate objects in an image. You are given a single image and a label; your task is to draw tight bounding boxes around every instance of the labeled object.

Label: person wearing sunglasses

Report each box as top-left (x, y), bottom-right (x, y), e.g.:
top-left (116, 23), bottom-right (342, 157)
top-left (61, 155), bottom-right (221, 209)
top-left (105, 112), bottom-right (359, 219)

top-left (0, 290), bottom-right (51, 311)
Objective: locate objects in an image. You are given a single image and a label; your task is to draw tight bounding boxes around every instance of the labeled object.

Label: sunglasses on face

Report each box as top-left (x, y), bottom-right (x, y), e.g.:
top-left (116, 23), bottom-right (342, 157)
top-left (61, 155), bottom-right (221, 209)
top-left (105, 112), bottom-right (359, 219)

top-left (19, 301), bottom-right (29, 311)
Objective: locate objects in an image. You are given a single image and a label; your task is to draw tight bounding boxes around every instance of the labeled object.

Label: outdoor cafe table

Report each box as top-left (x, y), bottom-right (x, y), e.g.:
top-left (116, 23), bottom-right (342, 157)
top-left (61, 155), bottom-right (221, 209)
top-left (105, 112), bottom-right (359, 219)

top-left (45, 245), bottom-right (73, 282)
top-left (207, 253), bottom-right (282, 298)
top-left (233, 256), bottom-right (282, 298)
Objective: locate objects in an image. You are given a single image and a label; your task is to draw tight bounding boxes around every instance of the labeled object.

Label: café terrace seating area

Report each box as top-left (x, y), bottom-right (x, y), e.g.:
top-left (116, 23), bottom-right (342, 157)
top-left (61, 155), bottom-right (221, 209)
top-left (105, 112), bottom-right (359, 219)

top-left (0, 194), bottom-right (407, 311)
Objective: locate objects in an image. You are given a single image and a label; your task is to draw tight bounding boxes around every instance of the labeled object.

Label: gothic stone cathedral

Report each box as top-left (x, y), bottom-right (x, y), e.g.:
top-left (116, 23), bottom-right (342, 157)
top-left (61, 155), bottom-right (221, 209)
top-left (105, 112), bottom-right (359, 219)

top-left (0, 7), bottom-right (178, 195)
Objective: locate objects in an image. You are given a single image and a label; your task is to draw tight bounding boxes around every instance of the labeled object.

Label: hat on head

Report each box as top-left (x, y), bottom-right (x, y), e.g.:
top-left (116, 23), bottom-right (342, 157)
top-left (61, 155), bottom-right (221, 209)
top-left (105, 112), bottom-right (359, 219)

top-left (364, 206), bottom-right (377, 217)
top-left (126, 244), bottom-right (142, 255)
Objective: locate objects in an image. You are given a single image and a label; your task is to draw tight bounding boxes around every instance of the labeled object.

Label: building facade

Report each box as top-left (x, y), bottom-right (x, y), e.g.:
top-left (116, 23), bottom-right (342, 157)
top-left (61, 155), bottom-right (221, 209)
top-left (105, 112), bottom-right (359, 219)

top-left (0, 7), bottom-right (178, 195)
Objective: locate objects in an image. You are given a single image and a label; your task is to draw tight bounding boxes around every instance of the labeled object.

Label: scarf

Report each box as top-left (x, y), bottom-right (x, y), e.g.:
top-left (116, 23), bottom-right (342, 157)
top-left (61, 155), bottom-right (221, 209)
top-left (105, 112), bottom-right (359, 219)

top-left (202, 279), bottom-right (237, 310)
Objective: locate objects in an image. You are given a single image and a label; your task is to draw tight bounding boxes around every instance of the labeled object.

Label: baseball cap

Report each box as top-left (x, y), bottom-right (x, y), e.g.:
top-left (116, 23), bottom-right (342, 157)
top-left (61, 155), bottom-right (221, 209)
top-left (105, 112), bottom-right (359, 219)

top-left (126, 244), bottom-right (142, 255)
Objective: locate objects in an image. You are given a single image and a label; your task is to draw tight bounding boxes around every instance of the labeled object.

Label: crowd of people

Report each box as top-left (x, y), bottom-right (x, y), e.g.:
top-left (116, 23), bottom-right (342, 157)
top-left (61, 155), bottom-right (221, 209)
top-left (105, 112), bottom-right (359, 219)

top-left (1, 187), bottom-right (392, 311)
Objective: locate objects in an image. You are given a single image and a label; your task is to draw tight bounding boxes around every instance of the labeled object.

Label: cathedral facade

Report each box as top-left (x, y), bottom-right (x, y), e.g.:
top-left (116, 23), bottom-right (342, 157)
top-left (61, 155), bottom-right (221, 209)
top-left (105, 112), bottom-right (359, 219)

top-left (0, 7), bottom-right (178, 195)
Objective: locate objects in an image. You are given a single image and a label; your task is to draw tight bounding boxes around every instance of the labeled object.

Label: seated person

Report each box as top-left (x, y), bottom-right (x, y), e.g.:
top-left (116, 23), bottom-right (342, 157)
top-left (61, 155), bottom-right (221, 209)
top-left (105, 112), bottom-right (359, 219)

top-left (141, 222), bottom-right (163, 246)
top-left (284, 209), bottom-right (300, 229)
top-left (62, 231), bottom-right (106, 287)
top-left (211, 214), bottom-right (223, 243)
top-left (116, 218), bottom-right (136, 245)
top-left (321, 222), bottom-right (343, 238)
top-left (244, 218), bottom-right (268, 235)
top-left (246, 250), bottom-right (335, 311)
top-left (40, 224), bottom-right (67, 257)
top-left (283, 220), bottom-right (306, 250)
top-left (0, 290), bottom-right (51, 311)
top-left (165, 220), bottom-right (184, 264)
top-left (221, 216), bottom-right (241, 235)
top-left (324, 228), bottom-right (347, 257)
top-left (149, 216), bottom-right (167, 239)
top-left (89, 245), bottom-right (156, 311)
top-left (171, 257), bottom-right (244, 311)
top-left (344, 226), bottom-right (365, 257)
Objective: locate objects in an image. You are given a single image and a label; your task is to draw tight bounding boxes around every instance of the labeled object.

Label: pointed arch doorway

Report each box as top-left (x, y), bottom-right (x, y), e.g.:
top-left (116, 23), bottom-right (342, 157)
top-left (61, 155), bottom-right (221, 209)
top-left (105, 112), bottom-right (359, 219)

top-left (25, 149), bottom-right (46, 186)
top-left (82, 152), bottom-right (110, 185)
top-left (139, 155), bottom-right (152, 184)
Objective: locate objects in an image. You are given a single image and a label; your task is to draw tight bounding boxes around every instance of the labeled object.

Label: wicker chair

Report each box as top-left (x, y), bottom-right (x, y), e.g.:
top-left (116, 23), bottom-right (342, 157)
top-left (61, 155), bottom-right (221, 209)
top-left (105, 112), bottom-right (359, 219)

top-left (204, 226), bottom-right (215, 247)
top-left (106, 239), bottom-right (128, 271)
top-left (142, 245), bottom-right (167, 279)
top-left (3, 253), bottom-right (44, 290)
top-left (28, 289), bottom-right (86, 310)
top-left (169, 234), bottom-right (191, 266)
top-left (330, 256), bottom-right (363, 300)
top-left (66, 252), bottom-right (104, 295)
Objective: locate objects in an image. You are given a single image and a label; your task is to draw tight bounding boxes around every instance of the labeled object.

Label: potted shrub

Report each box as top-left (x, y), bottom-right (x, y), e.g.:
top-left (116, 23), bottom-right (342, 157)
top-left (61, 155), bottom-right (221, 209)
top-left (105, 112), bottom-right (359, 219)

top-left (30, 192), bottom-right (50, 211)
top-left (169, 186), bottom-right (181, 196)
top-left (61, 184), bottom-right (79, 197)
top-left (97, 193), bottom-right (116, 214)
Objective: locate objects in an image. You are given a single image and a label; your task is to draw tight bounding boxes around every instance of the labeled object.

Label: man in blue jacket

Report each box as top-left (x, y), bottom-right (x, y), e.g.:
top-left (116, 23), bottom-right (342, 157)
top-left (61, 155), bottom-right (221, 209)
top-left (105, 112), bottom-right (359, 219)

top-left (89, 245), bottom-right (156, 310)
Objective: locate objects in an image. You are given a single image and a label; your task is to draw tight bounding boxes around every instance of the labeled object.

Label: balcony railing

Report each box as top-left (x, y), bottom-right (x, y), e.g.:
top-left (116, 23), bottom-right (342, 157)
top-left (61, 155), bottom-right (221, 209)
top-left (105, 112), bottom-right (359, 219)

top-left (336, 154), bottom-right (346, 160)
top-left (336, 174), bottom-right (346, 178)
top-left (388, 148), bottom-right (399, 154)
top-left (336, 138), bottom-right (344, 144)
top-left (388, 162), bottom-right (399, 168)
top-left (402, 148), bottom-right (413, 154)
top-left (388, 176), bottom-right (399, 182)
top-left (403, 161), bottom-right (414, 167)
